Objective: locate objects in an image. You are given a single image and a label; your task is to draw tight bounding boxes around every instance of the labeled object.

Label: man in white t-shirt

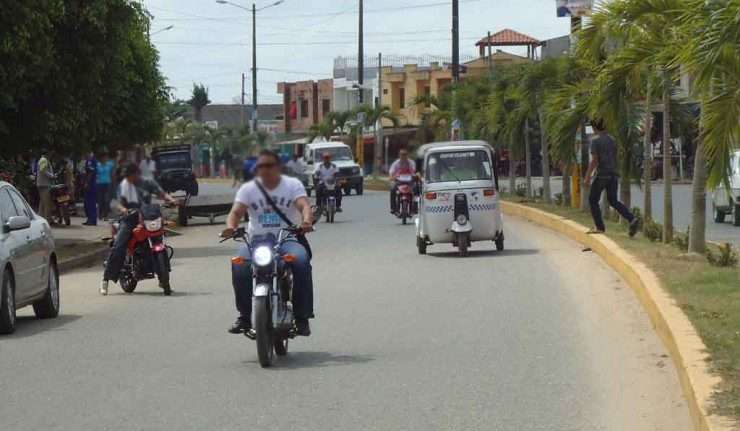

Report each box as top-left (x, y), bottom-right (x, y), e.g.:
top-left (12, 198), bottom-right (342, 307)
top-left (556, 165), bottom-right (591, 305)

top-left (223, 149), bottom-right (315, 336)
top-left (139, 155), bottom-right (157, 181)
top-left (314, 152), bottom-right (343, 212)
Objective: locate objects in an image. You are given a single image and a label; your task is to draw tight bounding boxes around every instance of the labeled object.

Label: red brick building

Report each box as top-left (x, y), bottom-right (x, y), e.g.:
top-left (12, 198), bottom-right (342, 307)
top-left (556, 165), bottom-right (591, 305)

top-left (277, 79), bottom-right (333, 134)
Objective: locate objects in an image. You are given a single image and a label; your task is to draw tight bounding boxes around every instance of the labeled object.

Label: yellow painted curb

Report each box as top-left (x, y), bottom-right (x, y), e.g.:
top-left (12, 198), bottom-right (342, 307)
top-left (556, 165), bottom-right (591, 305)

top-left (501, 201), bottom-right (736, 431)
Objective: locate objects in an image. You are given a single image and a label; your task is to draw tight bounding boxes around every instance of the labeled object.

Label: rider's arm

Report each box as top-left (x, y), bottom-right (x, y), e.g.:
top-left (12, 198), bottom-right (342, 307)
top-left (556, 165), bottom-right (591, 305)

top-left (293, 196), bottom-right (314, 232)
top-left (389, 160), bottom-right (398, 179)
top-left (226, 202), bottom-right (248, 231)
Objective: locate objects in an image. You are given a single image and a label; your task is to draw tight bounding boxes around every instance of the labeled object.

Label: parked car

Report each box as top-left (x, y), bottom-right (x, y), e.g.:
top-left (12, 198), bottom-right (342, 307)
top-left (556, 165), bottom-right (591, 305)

top-left (0, 181), bottom-right (60, 334)
top-left (711, 150), bottom-right (740, 226)
top-left (303, 141), bottom-right (364, 196)
top-left (152, 145), bottom-right (199, 197)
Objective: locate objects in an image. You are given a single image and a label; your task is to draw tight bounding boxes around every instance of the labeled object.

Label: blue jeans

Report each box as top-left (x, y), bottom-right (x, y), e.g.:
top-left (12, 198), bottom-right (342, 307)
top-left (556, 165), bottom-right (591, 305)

top-left (589, 175), bottom-right (635, 231)
top-left (231, 239), bottom-right (314, 320)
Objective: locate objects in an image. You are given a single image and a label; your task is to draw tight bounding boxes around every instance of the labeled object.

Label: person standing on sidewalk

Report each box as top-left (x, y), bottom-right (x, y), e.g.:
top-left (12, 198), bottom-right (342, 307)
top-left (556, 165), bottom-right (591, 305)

top-left (36, 149), bottom-right (55, 221)
top-left (96, 152), bottom-right (114, 220)
top-left (585, 120), bottom-right (640, 237)
top-left (83, 152), bottom-right (98, 226)
top-left (139, 152), bottom-right (156, 181)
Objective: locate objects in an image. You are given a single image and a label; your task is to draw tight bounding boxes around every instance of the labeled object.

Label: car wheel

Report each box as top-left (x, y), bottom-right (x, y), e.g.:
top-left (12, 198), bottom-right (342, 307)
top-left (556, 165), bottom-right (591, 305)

top-left (0, 269), bottom-right (16, 334)
top-left (356, 184), bottom-right (364, 195)
top-left (734, 204), bottom-right (740, 227)
top-left (713, 204), bottom-right (726, 223)
top-left (189, 181), bottom-right (199, 197)
top-left (33, 261), bottom-right (60, 319)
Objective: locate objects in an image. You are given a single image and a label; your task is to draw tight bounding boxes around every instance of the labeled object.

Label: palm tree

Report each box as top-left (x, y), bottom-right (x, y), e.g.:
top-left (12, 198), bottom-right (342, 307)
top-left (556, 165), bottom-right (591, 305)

top-left (325, 111), bottom-right (353, 137)
top-left (308, 120), bottom-right (334, 142)
top-left (355, 104), bottom-right (400, 174)
top-left (188, 83), bottom-right (211, 123)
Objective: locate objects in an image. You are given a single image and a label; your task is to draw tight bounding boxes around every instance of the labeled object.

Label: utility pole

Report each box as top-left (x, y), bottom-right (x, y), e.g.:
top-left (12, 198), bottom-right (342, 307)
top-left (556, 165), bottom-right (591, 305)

top-left (358, 0), bottom-right (364, 105)
top-left (452, 0), bottom-right (460, 83)
top-left (251, 3), bottom-right (258, 134)
top-left (487, 30), bottom-right (493, 75)
top-left (241, 73), bottom-right (246, 127)
top-left (374, 52), bottom-right (383, 176)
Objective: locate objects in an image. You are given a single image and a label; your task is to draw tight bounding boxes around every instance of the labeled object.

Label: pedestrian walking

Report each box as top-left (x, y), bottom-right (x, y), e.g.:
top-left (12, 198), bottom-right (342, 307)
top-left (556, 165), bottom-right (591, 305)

top-left (96, 152), bottom-right (114, 220)
top-left (585, 120), bottom-right (640, 237)
top-left (36, 150), bottom-right (55, 221)
top-left (83, 152), bottom-right (98, 226)
top-left (139, 152), bottom-right (157, 181)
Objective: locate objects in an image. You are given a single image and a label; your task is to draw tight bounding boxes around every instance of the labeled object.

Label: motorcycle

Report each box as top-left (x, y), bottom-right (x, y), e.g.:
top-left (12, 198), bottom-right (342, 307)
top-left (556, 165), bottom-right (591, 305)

top-left (221, 226), bottom-right (302, 368)
top-left (316, 178), bottom-right (338, 223)
top-left (50, 183), bottom-right (72, 226)
top-left (394, 174), bottom-right (417, 225)
top-left (110, 204), bottom-right (173, 295)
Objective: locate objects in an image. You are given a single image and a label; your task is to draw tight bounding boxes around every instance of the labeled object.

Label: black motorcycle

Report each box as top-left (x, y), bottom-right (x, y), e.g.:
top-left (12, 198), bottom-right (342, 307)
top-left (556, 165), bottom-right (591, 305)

top-left (221, 226), bottom-right (301, 367)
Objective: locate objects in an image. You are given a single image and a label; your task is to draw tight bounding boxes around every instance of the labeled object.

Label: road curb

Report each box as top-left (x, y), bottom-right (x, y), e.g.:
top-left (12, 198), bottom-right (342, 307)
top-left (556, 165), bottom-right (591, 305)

top-left (58, 246), bottom-right (108, 275)
top-left (501, 201), bottom-right (735, 431)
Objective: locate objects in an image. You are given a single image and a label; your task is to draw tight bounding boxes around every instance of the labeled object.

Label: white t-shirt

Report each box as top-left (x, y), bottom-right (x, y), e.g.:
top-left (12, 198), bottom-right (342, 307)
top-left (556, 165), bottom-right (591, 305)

top-left (389, 159), bottom-right (416, 178)
top-left (235, 176), bottom-right (307, 237)
top-left (314, 163), bottom-right (338, 184)
top-left (139, 159), bottom-right (156, 180)
top-left (286, 159), bottom-right (306, 175)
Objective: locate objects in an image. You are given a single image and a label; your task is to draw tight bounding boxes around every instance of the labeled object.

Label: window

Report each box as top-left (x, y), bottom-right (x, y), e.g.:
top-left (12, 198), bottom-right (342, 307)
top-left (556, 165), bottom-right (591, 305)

top-left (322, 99), bottom-right (331, 116)
top-left (426, 150), bottom-right (492, 183)
top-left (0, 189), bottom-right (20, 223)
top-left (399, 87), bottom-right (405, 109)
top-left (7, 189), bottom-right (33, 219)
top-left (313, 146), bottom-right (353, 163)
top-left (300, 99), bottom-right (309, 118)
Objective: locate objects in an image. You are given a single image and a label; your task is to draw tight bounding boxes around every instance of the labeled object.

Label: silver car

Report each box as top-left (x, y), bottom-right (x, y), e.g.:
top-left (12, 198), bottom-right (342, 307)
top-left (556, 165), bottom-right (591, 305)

top-left (0, 181), bottom-right (60, 334)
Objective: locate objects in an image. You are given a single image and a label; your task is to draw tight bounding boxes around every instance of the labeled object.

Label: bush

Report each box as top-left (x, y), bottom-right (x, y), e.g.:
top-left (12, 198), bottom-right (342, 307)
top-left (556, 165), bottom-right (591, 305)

top-left (642, 217), bottom-right (663, 242)
top-left (706, 243), bottom-right (739, 267)
top-left (673, 226), bottom-right (690, 252)
top-left (554, 193), bottom-right (564, 206)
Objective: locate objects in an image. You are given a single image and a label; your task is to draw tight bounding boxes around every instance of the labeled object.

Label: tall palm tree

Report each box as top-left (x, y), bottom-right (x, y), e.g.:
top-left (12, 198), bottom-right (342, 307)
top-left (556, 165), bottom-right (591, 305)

top-left (188, 83), bottom-right (211, 123)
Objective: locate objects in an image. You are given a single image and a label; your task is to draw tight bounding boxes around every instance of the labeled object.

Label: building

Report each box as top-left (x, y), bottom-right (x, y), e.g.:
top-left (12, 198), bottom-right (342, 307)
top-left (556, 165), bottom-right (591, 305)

top-left (184, 104), bottom-right (284, 133)
top-left (379, 50), bottom-right (531, 126)
top-left (541, 35), bottom-right (571, 59)
top-left (277, 79), bottom-right (333, 134)
top-left (333, 56), bottom-right (377, 113)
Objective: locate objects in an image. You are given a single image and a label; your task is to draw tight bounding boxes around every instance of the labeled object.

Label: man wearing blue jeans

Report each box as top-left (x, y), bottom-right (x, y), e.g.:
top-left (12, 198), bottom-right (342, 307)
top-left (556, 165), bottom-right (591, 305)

top-left (223, 150), bottom-right (315, 337)
top-left (586, 120), bottom-right (640, 237)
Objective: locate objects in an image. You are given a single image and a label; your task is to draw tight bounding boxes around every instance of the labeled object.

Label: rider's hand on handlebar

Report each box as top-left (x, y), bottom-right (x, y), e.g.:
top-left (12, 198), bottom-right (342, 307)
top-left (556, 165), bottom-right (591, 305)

top-left (300, 220), bottom-right (314, 233)
top-left (220, 228), bottom-right (235, 239)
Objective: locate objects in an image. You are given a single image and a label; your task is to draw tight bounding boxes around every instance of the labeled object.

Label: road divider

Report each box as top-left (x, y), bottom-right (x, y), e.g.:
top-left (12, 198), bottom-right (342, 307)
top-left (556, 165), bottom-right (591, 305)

top-left (501, 201), bottom-right (735, 431)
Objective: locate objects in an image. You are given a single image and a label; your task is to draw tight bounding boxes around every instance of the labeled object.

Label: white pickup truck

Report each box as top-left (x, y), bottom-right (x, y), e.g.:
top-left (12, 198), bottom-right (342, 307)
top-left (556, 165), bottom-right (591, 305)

top-left (711, 150), bottom-right (740, 226)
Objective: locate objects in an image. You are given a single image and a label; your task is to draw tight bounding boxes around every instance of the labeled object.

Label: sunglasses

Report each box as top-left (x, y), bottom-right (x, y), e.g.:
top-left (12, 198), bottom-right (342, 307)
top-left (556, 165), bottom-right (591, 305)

top-left (256, 162), bottom-right (277, 170)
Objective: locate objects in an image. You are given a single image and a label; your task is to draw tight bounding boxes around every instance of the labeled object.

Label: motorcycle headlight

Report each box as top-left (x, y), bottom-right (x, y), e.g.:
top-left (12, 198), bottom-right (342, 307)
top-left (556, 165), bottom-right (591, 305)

top-left (456, 214), bottom-right (468, 225)
top-left (253, 245), bottom-right (273, 267)
top-left (145, 218), bottom-right (163, 232)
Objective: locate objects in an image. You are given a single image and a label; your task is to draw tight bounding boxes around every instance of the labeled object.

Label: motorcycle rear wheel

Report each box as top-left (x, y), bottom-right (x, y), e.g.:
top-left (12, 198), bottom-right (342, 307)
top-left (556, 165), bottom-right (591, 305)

top-left (61, 206), bottom-right (71, 226)
top-left (254, 296), bottom-right (274, 368)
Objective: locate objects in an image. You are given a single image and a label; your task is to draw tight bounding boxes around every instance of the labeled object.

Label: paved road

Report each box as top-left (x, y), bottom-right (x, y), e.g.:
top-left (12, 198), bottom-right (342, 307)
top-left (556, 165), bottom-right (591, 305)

top-left (513, 177), bottom-right (740, 247)
top-left (1, 191), bottom-right (690, 430)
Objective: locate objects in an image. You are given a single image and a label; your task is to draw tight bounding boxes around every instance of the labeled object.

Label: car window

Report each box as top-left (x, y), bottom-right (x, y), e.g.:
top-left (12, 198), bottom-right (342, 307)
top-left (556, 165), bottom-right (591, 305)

top-left (425, 150), bottom-right (493, 183)
top-left (7, 188), bottom-right (34, 219)
top-left (0, 188), bottom-right (20, 223)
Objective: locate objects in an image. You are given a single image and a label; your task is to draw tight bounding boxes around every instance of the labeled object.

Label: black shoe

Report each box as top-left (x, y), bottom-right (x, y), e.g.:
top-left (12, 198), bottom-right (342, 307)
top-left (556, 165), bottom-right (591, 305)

top-left (295, 318), bottom-right (311, 336)
top-left (228, 316), bottom-right (251, 334)
top-left (629, 217), bottom-right (640, 238)
top-left (336, 207), bottom-right (343, 213)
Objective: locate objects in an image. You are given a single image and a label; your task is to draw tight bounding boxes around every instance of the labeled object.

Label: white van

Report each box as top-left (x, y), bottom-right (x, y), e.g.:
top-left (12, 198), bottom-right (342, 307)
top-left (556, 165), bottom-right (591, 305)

top-left (711, 150), bottom-right (740, 226)
top-left (303, 141), bottom-right (364, 196)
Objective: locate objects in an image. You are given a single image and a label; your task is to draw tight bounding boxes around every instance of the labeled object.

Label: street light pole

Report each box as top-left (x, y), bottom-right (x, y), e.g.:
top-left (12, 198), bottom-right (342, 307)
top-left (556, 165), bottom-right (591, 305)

top-left (452, 0), bottom-right (460, 83)
top-left (358, 0), bottom-right (364, 105)
top-left (252, 3), bottom-right (258, 135)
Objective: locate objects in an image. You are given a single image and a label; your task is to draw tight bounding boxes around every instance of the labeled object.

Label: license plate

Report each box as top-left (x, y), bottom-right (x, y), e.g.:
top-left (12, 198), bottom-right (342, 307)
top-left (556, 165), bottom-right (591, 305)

top-left (57, 195), bottom-right (71, 203)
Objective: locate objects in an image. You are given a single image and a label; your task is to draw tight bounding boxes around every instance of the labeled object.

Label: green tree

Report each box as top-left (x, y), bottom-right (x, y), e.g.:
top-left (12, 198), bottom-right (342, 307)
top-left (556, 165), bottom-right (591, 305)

top-left (189, 83), bottom-right (211, 123)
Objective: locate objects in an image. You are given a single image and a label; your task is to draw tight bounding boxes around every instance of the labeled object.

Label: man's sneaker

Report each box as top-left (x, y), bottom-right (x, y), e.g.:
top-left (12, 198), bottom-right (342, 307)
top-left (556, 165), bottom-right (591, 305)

top-left (228, 316), bottom-right (251, 334)
top-left (99, 280), bottom-right (109, 296)
top-left (629, 217), bottom-right (640, 238)
top-left (295, 319), bottom-right (311, 336)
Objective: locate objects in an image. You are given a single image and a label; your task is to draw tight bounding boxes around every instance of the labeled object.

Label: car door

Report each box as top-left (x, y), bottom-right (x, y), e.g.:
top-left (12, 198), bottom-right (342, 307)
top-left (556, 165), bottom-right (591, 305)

top-left (0, 187), bottom-right (36, 303)
top-left (7, 188), bottom-right (49, 296)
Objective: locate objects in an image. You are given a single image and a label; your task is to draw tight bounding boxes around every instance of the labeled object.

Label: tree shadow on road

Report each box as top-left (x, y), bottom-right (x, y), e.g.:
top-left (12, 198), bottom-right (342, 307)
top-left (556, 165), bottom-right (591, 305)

top-left (427, 248), bottom-right (539, 259)
top-left (7, 314), bottom-right (82, 339)
top-left (244, 351), bottom-right (375, 370)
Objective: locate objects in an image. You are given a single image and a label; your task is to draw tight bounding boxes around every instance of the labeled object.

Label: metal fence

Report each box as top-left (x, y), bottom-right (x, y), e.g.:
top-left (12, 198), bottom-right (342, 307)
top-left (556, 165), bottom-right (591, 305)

top-left (333, 54), bottom-right (476, 79)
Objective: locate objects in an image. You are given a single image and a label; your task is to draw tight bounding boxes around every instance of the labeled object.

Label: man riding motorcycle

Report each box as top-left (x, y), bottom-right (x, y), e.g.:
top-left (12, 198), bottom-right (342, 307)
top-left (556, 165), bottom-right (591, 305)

top-left (314, 152), bottom-right (343, 213)
top-left (224, 149), bottom-right (315, 337)
top-left (100, 163), bottom-right (178, 295)
top-left (389, 149), bottom-right (417, 214)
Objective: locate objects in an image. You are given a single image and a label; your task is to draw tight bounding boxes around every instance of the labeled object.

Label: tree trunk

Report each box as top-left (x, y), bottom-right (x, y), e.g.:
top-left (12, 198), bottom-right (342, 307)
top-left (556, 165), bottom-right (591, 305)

top-left (643, 82), bottom-right (653, 219)
top-left (374, 124), bottom-right (384, 176)
top-left (524, 119), bottom-right (532, 199)
top-left (562, 163), bottom-right (571, 206)
top-left (539, 110), bottom-right (551, 204)
top-left (662, 70), bottom-right (674, 243)
top-left (688, 130), bottom-right (707, 254)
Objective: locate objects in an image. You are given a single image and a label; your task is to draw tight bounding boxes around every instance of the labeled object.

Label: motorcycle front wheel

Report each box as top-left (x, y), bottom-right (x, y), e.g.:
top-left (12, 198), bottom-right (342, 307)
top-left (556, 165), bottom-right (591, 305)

top-left (156, 253), bottom-right (171, 296)
top-left (253, 296), bottom-right (274, 367)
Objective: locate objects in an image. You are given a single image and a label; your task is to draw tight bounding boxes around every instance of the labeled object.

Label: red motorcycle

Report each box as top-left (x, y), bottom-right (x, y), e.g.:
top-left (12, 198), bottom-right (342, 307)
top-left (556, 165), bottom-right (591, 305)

top-left (394, 174), bottom-right (418, 225)
top-left (109, 204), bottom-right (173, 295)
top-left (50, 183), bottom-right (72, 226)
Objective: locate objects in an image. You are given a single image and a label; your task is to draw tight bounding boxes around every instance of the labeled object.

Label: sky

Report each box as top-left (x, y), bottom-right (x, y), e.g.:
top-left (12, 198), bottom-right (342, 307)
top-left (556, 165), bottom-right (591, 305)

top-left (143, 0), bottom-right (572, 105)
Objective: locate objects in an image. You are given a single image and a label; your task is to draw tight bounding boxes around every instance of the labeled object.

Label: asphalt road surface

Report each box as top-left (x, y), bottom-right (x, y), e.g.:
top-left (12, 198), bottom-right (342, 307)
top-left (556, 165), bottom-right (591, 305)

top-left (1, 190), bottom-right (690, 430)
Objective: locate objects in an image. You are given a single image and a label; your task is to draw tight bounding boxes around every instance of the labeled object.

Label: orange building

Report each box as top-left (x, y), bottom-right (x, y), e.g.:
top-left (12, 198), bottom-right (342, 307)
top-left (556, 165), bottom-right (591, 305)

top-left (277, 79), bottom-right (333, 133)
